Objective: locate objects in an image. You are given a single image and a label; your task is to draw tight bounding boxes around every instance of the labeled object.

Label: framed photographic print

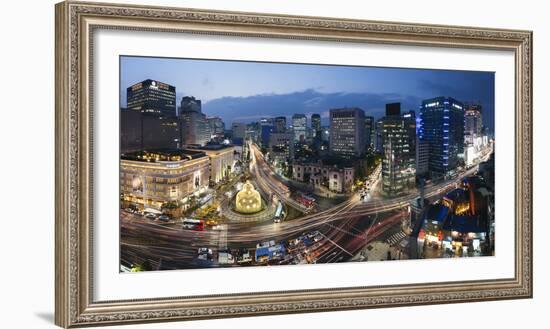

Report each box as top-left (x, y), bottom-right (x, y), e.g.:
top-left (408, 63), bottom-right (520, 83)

top-left (55, 1), bottom-right (533, 327)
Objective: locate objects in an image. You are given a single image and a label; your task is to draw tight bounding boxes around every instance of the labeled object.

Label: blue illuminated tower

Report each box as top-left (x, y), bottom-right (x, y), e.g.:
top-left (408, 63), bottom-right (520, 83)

top-left (418, 97), bottom-right (465, 179)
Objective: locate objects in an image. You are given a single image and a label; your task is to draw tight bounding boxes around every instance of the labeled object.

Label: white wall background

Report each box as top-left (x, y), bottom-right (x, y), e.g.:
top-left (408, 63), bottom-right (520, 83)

top-left (0, 0), bottom-right (546, 328)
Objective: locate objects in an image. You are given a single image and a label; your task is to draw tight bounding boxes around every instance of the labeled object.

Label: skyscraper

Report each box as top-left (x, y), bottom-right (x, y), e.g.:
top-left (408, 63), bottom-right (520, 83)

top-left (364, 116), bottom-right (375, 150)
top-left (292, 114), bottom-right (307, 142)
top-left (260, 118), bottom-right (275, 148)
top-left (375, 118), bottom-right (384, 153)
top-left (418, 96), bottom-right (465, 179)
top-left (231, 122), bottom-right (246, 145)
top-left (179, 96), bottom-right (202, 113)
top-left (329, 107), bottom-right (366, 158)
top-left (380, 103), bottom-right (415, 196)
top-left (127, 79), bottom-right (176, 117)
top-left (120, 108), bottom-right (180, 153)
top-left (403, 110), bottom-right (417, 164)
top-left (206, 116), bottom-right (225, 140)
top-left (311, 113), bottom-right (322, 139)
top-left (274, 116), bottom-right (287, 133)
top-left (464, 104), bottom-right (482, 144)
top-left (179, 96), bottom-right (209, 146)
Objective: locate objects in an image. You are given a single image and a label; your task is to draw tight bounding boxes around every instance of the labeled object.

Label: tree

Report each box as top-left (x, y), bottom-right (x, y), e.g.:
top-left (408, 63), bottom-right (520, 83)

top-left (195, 203), bottom-right (220, 221)
top-left (131, 260), bottom-right (153, 272)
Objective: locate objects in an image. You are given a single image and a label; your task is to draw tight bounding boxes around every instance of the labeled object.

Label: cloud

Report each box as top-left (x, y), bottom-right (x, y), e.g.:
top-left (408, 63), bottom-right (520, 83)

top-left (202, 89), bottom-right (423, 125)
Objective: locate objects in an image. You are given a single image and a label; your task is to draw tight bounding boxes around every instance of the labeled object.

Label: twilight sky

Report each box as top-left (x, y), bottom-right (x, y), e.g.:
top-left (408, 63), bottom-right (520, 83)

top-left (120, 56), bottom-right (495, 131)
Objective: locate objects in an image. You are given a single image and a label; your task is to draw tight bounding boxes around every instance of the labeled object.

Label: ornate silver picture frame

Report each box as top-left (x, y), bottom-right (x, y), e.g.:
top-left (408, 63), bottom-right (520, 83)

top-left (55, 1), bottom-right (532, 327)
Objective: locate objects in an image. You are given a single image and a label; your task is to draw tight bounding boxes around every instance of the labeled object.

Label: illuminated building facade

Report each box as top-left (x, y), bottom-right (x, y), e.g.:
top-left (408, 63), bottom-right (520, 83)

top-left (329, 107), bottom-right (366, 158)
top-left (464, 104), bottom-right (483, 145)
top-left (186, 144), bottom-right (236, 184)
top-left (126, 79), bottom-right (176, 117)
top-left (268, 132), bottom-right (295, 164)
top-left (418, 97), bottom-right (465, 179)
top-left (380, 104), bottom-right (416, 196)
top-left (292, 114), bottom-right (307, 142)
top-left (120, 149), bottom-right (210, 209)
top-left (311, 113), bottom-right (322, 140)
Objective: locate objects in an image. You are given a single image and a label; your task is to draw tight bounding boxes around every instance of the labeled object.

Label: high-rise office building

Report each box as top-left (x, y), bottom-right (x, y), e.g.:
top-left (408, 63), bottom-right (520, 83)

top-left (385, 102), bottom-right (401, 116)
top-left (231, 122), bottom-right (246, 145)
top-left (260, 118), bottom-right (274, 147)
top-left (292, 114), bottom-right (307, 142)
top-left (464, 104), bottom-right (483, 144)
top-left (403, 110), bottom-right (417, 163)
top-left (269, 132), bottom-right (295, 161)
top-left (311, 113), bottom-right (322, 139)
top-left (418, 96), bottom-right (465, 179)
top-left (375, 118), bottom-right (384, 153)
top-left (179, 96), bottom-right (209, 146)
top-left (321, 126), bottom-right (330, 142)
top-left (120, 108), bottom-right (180, 153)
top-left (364, 116), bottom-right (375, 150)
top-left (380, 103), bottom-right (416, 196)
top-left (329, 107), bottom-right (366, 158)
top-left (179, 96), bottom-right (202, 113)
top-left (206, 116), bottom-right (225, 140)
top-left (274, 116), bottom-right (287, 133)
top-left (415, 136), bottom-right (430, 177)
top-left (127, 79), bottom-right (176, 117)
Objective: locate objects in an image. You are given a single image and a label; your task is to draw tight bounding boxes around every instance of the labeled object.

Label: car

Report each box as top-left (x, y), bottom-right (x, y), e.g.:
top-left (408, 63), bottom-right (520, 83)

top-left (144, 213), bottom-right (157, 220)
top-left (197, 247), bottom-right (213, 262)
top-left (236, 249), bottom-right (253, 264)
top-left (198, 247), bottom-right (213, 255)
top-left (158, 215), bottom-right (170, 222)
top-left (197, 253), bottom-right (209, 261)
top-left (205, 218), bottom-right (219, 226)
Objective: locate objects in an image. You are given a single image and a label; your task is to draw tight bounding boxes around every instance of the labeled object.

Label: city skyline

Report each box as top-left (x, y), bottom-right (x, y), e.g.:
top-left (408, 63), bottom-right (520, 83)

top-left (119, 56), bottom-right (495, 272)
top-left (120, 56), bottom-right (495, 131)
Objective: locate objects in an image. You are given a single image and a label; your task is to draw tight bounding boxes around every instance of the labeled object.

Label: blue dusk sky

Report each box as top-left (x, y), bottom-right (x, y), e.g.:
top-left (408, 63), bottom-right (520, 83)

top-left (120, 56), bottom-right (495, 131)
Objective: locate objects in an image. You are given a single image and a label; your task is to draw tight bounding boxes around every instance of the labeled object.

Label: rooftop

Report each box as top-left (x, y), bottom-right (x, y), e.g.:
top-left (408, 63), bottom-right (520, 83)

top-left (121, 149), bottom-right (207, 163)
top-left (191, 143), bottom-right (235, 151)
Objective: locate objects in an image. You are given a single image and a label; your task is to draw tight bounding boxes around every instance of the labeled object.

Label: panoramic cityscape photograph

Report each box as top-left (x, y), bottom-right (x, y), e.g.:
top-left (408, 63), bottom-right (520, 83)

top-left (119, 56), bottom-right (495, 272)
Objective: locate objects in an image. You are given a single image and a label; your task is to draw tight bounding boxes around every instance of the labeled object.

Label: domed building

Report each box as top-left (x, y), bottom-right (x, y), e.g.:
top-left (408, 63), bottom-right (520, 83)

top-left (235, 181), bottom-right (262, 214)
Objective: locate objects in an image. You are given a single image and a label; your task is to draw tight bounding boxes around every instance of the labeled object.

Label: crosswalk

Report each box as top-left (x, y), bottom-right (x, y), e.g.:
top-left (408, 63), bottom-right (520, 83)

top-left (218, 224), bottom-right (228, 250)
top-left (385, 231), bottom-right (407, 246)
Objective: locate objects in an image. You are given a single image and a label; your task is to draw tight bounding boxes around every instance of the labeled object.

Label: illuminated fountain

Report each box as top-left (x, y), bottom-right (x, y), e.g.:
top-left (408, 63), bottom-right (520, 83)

top-left (235, 180), bottom-right (262, 214)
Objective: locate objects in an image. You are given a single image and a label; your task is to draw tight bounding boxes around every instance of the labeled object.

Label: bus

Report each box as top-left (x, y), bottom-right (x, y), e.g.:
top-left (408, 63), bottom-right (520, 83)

top-left (273, 202), bottom-right (284, 223)
top-left (297, 193), bottom-right (315, 207)
top-left (182, 218), bottom-right (204, 231)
